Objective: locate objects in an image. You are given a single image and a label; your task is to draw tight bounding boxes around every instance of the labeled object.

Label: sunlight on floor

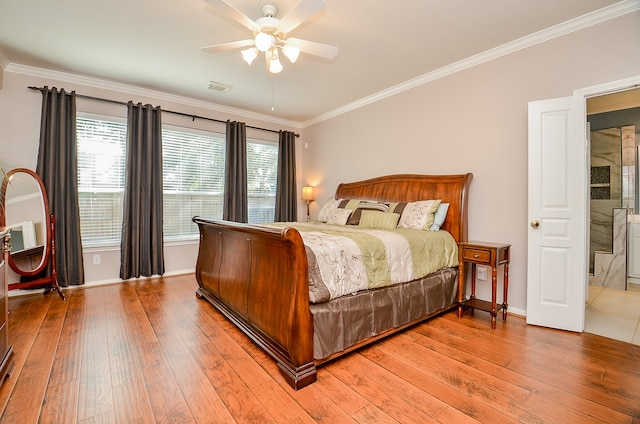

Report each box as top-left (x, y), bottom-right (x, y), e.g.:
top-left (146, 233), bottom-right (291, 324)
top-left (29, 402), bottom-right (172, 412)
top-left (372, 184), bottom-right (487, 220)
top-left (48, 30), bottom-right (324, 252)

top-left (585, 283), bottom-right (640, 346)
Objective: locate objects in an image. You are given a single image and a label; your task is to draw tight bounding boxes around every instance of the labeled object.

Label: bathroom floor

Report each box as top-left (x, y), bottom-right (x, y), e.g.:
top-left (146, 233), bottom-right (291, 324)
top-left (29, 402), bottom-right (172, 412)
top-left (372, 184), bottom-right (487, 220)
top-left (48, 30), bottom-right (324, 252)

top-left (585, 283), bottom-right (640, 345)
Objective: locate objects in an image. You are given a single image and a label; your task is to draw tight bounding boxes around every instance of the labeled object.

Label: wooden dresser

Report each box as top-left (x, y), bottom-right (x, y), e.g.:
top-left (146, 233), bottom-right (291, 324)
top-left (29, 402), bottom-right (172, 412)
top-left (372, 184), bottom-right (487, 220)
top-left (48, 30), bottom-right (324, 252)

top-left (0, 228), bottom-right (15, 385)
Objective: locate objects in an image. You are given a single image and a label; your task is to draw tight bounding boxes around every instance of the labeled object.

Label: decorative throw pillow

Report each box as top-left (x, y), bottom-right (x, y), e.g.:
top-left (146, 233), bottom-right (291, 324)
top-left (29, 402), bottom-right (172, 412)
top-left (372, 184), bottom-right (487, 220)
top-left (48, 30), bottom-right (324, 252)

top-left (397, 199), bottom-right (442, 230)
top-left (429, 203), bottom-right (450, 231)
top-left (326, 208), bottom-right (353, 225)
top-left (317, 198), bottom-right (342, 222)
top-left (358, 211), bottom-right (400, 230)
top-left (388, 202), bottom-right (408, 217)
top-left (347, 201), bottom-right (390, 225)
top-left (338, 199), bottom-right (365, 210)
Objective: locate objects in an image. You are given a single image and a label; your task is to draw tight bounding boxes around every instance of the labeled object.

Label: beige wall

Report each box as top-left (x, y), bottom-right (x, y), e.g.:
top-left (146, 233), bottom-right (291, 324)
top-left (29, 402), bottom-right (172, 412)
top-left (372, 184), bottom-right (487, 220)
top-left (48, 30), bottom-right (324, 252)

top-left (1, 11), bottom-right (639, 313)
top-left (300, 11), bottom-right (640, 315)
top-left (0, 70), bottom-right (303, 285)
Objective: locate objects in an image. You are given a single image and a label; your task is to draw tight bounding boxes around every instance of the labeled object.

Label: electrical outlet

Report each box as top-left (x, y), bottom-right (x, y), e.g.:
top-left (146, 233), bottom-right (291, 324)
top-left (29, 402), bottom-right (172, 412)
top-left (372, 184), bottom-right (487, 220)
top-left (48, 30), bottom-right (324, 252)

top-left (93, 254), bottom-right (101, 265)
top-left (477, 266), bottom-right (488, 281)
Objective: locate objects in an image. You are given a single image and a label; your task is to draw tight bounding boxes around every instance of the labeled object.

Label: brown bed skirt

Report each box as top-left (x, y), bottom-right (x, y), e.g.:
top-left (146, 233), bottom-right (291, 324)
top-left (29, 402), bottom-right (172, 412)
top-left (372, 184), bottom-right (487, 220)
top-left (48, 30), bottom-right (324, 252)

top-left (310, 267), bottom-right (458, 360)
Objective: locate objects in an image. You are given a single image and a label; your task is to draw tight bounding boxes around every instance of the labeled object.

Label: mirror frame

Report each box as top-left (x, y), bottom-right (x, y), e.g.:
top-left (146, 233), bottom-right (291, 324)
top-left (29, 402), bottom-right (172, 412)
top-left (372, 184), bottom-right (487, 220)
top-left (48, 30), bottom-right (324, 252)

top-left (0, 167), bottom-right (52, 277)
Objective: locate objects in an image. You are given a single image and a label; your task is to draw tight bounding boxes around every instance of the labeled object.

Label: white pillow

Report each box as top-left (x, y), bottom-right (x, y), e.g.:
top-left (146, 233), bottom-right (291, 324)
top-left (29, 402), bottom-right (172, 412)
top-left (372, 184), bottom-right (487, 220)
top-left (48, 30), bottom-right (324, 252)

top-left (397, 199), bottom-right (441, 230)
top-left (326, 208), bottom-right (353, 225)
top-left (317, 198), bottom-right (342, 222)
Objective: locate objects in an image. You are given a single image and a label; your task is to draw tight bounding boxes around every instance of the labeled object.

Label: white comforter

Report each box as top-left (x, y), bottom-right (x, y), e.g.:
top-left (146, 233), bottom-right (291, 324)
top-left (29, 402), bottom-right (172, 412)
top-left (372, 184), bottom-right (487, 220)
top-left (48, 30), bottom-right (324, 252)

top-left (267, 222), bottom-right (459, 303)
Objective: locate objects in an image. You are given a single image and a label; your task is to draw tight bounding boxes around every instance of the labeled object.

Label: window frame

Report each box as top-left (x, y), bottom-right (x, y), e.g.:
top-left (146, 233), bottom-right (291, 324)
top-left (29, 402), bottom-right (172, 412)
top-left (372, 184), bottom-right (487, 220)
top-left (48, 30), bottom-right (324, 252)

top-left (246, 136), bottom-right (279, 225)
top-left (162, 123), bottom-right (226, 242)
top-left (76, 113), bottom-right (281, 247)
top-left (76, 112), bottom-right (127, 248)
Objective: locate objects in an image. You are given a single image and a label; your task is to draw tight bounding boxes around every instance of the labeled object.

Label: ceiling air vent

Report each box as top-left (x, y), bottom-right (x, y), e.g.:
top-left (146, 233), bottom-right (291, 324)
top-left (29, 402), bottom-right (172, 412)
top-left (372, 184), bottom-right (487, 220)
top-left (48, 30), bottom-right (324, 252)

top-left (207, 81), bottom-right (233, 93)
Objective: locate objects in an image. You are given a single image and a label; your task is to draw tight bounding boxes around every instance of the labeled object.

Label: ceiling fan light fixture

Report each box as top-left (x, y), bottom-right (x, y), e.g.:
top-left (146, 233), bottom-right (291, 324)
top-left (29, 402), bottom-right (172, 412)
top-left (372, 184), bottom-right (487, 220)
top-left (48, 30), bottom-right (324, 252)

top-left (267, 49), bottom-right (283, 74)
top-left (282, 45), bottom-right (300, 63)
top-left (269, 59), bottom-right (283, 74)
top-left (201, 0), bottom-right (339, 75)
top-left (254, 32), bottom-right (274, 52)
top-left (241, 47), bottom-right (258, 65)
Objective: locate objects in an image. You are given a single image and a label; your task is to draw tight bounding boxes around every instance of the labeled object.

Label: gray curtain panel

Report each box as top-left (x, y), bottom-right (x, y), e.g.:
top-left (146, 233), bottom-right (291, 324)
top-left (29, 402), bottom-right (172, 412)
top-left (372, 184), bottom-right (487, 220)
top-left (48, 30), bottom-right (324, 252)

top-left (223, 120), bottom-right (248, 223)
top-left (274, 130), bottom-right (297, 222)
top-left (120, 102), bottom-right (164, 279)
top-left (36, 86), bottom-right (85, 286)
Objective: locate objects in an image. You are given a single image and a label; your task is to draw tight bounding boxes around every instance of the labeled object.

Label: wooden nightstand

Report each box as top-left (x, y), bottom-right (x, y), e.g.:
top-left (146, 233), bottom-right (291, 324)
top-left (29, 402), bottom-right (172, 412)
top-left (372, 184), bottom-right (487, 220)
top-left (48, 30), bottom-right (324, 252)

top-left (457, 241), bottom-right (511, 329)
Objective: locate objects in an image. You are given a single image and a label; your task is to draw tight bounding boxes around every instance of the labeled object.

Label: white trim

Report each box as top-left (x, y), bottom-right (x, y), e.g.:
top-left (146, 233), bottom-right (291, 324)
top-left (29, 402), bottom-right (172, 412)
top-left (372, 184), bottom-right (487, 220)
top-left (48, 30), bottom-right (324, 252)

top-left (303, 0), bottom-right (640, 127)
top-left (568, 74), bottom-right (640, 330)
top-left (5, 191), bottom-right (40, 205)
top-left (5, 63), bottom-right (302, 130)
top-left (7, 269), bottom-right (195, 297)
top-left (5, 1), bottom-right (638, 128)
top-left (574, 74), bottom-right (640, 98)
top-left (507, 307), bottom-right (526, 318)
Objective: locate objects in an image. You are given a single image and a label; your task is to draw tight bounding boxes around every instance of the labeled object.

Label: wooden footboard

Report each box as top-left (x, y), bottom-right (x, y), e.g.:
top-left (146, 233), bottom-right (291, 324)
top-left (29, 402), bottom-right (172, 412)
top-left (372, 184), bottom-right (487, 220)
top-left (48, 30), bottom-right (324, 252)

top-left (192, 217), bottom-right (317, 389)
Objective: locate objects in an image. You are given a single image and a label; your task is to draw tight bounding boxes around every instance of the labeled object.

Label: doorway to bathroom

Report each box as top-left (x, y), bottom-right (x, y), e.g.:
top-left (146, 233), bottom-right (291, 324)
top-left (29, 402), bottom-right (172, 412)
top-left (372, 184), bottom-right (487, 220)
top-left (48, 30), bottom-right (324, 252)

top-left (585, 91), bottom-right (640, 345)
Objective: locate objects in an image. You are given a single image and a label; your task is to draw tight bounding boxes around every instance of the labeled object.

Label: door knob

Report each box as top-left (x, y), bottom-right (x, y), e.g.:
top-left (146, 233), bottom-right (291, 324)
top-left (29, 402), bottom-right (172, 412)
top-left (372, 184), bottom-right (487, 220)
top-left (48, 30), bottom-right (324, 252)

top-left (531, 220), bottom-right (540, 228)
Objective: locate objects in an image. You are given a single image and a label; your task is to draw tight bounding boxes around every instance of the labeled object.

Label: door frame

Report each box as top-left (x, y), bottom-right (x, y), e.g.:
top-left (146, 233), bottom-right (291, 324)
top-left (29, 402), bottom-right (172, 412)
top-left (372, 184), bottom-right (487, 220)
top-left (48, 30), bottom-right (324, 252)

top-left (575, 75), bottom-right (640, 322)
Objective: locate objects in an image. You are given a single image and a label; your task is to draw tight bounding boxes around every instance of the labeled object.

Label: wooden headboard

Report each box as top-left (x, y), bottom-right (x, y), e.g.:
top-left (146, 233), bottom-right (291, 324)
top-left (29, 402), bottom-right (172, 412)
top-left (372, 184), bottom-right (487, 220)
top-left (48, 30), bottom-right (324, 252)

top-left (335, 173), bottom-right (473, 243)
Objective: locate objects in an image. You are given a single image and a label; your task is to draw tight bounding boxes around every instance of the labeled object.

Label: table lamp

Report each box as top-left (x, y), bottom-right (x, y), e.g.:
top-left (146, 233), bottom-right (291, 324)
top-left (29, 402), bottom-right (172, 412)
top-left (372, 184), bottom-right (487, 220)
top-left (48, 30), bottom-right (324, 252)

top-left (301, 186), bottom-right (314, 222)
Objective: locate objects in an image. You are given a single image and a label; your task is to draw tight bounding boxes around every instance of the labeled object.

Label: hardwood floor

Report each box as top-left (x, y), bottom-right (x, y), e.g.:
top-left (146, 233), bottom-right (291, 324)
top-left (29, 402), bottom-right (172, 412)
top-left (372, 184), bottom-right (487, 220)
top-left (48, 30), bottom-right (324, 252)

top-left (0, 274), bottom-right (639, 423)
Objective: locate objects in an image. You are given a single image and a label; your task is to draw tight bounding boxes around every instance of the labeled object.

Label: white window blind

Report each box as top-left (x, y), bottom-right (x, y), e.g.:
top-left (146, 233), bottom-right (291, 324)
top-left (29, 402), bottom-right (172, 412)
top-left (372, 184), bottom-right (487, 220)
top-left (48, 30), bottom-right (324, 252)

top-left (77, 117), bottom-right (126, 246)
top-left (162, 127), bottom-right (225, 240)
top-left (247, 140), bottom-right (278, 224)
top-left (77, 116), bottom-right (280, 245)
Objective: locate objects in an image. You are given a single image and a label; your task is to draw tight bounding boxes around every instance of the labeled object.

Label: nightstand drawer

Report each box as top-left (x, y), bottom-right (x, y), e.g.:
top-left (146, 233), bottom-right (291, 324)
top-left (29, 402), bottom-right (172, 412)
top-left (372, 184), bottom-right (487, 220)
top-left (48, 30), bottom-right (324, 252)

top-left (462, 248), bottom-right (490, 263)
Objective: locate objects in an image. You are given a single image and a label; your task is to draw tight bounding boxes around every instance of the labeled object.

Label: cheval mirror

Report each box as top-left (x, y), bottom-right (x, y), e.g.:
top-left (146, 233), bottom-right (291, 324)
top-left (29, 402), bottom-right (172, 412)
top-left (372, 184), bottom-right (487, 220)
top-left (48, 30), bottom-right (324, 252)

top-left (0, 168), bottom-right (65, 299)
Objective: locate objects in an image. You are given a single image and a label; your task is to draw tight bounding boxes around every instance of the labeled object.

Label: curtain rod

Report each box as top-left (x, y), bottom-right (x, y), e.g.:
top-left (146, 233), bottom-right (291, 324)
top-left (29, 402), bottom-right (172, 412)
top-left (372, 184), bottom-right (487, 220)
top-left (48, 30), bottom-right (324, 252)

top-left (28, 86), bottom-right (299, 137)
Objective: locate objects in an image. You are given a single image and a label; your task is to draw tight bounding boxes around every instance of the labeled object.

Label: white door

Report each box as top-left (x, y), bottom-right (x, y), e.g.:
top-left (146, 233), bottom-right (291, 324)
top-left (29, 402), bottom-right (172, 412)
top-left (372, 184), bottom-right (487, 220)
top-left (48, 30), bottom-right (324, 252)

top-left (527, 95), bottom-right (587, 332)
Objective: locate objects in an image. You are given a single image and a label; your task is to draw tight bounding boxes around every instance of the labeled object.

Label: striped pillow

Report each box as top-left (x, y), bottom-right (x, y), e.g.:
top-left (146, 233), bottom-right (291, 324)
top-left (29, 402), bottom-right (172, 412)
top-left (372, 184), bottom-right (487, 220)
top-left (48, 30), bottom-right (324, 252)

top-left (358, 211), bottom-right (400, 230)
top-left (346, 201), bottom-right (390, 225)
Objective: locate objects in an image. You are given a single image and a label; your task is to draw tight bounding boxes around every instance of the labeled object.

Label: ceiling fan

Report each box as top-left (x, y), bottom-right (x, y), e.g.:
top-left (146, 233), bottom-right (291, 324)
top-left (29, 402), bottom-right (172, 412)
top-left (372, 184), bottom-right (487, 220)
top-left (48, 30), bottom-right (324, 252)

top-left (201, 0), bottom-right (339, 74)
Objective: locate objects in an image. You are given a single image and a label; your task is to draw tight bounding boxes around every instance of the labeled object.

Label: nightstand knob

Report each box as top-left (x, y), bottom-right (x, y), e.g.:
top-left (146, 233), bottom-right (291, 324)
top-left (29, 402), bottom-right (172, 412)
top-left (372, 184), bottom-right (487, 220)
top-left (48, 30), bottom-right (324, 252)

top-left (531, 220), bottom-right (540, 228)
top-left (473, 254), bottom-right (479, 258)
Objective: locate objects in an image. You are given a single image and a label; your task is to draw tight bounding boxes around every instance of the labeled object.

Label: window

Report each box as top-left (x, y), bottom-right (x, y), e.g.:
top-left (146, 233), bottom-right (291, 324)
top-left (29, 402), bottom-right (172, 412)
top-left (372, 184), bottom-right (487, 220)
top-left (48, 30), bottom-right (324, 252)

top-left (77, 116), bottom-right (279, 246)
top-left (77, 117), bottom-right (126, 247)
top-left (162, 127), bottom-right (225, 240)
top-left (162, 131), bottom-right (279, 238)
top-left (247, 139), bottom-right (278, 224)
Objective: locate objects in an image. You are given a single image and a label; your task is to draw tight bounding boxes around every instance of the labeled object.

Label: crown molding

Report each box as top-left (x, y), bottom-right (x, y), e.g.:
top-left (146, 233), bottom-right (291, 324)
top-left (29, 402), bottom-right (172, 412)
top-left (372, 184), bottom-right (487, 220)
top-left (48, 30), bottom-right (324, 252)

top-left (302, 0), bottom-right (640, 128)
top-left (5, 0), bottom-right (638, 130)
top-left (5, 63), bottom-right (302, 130)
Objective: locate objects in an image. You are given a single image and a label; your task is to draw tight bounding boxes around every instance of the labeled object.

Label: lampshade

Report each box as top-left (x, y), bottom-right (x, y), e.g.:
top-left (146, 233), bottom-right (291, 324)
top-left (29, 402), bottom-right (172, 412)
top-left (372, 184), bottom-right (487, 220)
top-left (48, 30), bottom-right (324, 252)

top-left (282, 45), bottom-right (300, 63)
top-left (302, 186), bottom-right (314, 201)
top-left (241, 48), bottom-right (258, 65)
top-left (254, 32), bottom-right (274, 52)
top-left (267, 49), bottom-right (283, 74)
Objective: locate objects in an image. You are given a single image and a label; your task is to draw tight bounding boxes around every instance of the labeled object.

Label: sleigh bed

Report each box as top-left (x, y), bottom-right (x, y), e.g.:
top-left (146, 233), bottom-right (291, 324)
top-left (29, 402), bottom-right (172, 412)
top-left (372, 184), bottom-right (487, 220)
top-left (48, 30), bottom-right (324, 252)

top-left (193, 173), bottom-right (472, 390)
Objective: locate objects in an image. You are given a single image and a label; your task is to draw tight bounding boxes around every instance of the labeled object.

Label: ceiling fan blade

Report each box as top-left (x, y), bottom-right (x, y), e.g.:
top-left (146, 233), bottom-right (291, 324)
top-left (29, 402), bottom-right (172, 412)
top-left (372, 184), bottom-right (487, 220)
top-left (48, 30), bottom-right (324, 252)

top-left (277, 0), bottom-right (327, 34)
top-left (286, 38), bottom-right (338, 60)
top-left (203, 0), bottom-right (261, 31)
top-left (201, 39), bottom-right (254, 53)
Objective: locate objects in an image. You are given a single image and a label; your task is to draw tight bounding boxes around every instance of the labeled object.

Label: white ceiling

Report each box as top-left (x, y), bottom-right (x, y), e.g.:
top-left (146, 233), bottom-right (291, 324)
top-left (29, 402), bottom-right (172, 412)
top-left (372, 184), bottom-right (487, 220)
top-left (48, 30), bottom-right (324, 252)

top-left (0, 0), bottom-right (628, 123)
